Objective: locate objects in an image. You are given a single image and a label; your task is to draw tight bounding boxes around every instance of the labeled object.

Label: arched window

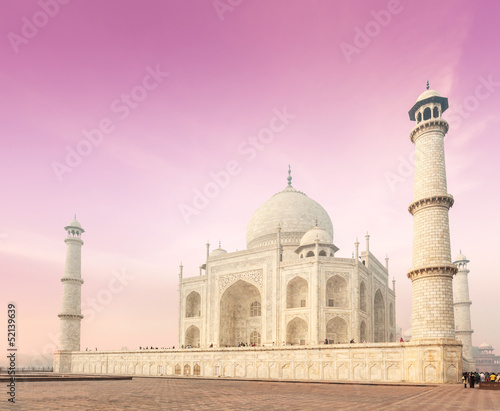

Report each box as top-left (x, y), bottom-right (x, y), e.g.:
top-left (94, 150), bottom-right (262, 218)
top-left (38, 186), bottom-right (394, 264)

top-left (319, 250), bottom-right (327, 257)
top-left (423, 107), bottom-right (431, 120)
top-left (433, 106), bottom-right (439, 118)
top-left (249, 331), bottom-right (261, 346)
top-left (193, 364), bottom-right (201, 376)
top-left (306, 251), bottom-right (315, 257)
top-left (183, 364), bottom-right (191, 376)
top-left (359, 281), bottom-right (367, 312)
top-left (250, 301), bottom-right (261, 317)
top-left (417, 112), bottom-right (422, 123)
top-left (174, 364), bottom-right (181, 375)
top-left (287, 277), bottom-right (308, 308)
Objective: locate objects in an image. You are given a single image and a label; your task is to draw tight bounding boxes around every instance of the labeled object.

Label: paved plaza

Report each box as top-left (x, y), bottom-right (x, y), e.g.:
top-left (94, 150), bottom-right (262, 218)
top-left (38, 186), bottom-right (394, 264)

top-left (3, 377), bottom-right (500, 410)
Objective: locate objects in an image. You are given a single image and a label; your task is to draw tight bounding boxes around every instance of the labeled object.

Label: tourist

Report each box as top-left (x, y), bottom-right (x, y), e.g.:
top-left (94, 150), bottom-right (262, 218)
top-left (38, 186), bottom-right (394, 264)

top-left (490, 373), bottom-right (496, 382)
top-left (462, 372), bottom-right (468, 388)
top-left (495, 374), bottom-right (500, 383)
top-left (350, 339), bottom-right (354, 344)
top-left (400, 337), bottom-right (404, 342)
top-left (480, 372), bottom-right (485, 382)
top-left (469, 373), bottom-right (475, 388)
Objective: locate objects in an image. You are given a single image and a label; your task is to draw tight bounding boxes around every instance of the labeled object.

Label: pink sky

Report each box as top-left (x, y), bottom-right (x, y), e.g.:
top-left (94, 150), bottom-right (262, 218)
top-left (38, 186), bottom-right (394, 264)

top-left (1, 0), bottom-right (499, 367)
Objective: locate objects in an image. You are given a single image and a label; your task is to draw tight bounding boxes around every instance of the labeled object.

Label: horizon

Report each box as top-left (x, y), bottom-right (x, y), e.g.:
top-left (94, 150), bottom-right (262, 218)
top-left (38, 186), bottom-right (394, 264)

top-left (1, 0), bottom-right (500, 367)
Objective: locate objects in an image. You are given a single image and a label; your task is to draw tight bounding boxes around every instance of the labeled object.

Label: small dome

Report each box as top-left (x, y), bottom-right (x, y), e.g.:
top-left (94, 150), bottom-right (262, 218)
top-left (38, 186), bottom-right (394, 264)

top-left (479, 341), bottom-right (492, 349)
top-left (300, 226), bottom-right (332, 246)
top-left (66, 217), bottom-right (82, 229)
top-left (210, 247), bottom-right (227, 257)
top-left (455, 252), bottom-right (468, 262)
top-left (416, 89), bottom-right (441, 102)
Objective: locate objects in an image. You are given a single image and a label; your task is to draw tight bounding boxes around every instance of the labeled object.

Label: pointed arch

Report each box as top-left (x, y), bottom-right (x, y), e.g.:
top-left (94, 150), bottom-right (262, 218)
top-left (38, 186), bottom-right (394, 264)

top-left (423, 107), bottom-right (431, 120)
top-left (326, 275), bottom-right (348, 308)
top-left (286, 317), bottom-right (308, 345)
top-left (360, 320), bottom-right (367, 342)
top-left (326, 317), bottom-right (348, 344)
top-left (219, 280), bottom-right (261, 347)
top-left (185, 325), bottom-right (200, 348)
top-left (374, 289), bottom-right (385, 342)
top-left (286, 277), bottom-right (308, 308)
top-left (185, 291), bottom-right (201, 318)
top-left (359, 281), bottom-right (367, 312)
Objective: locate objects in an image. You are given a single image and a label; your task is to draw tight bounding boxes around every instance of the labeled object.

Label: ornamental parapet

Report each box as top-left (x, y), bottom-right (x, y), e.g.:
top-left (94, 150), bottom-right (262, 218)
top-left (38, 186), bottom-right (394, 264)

top-left (58, 313), bottom-right (84, 320)
top-left (61, 277), bottom-right (84, 285)
top-left (64, 237), bottom-right (84, 245)
top-left (407, 263), bottom-right (458, 280)
top-left (410, 118), bottom-right (449, 143)
top-left (408, 194), bottom-right (454, 215)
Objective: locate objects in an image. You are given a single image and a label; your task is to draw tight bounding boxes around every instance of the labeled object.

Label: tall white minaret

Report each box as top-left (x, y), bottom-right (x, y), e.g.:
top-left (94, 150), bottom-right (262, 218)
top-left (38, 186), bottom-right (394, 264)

top-left (58, 216), bottom-right (84, 351)
top-left (407, 84), bottom-right (457, 340)
top-left (453, 252), bottom-right (475, 371)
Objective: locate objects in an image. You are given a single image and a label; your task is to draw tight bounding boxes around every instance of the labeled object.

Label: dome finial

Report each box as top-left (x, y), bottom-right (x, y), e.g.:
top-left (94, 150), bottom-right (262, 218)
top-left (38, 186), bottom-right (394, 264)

top-left (219, 240), bottom-right (221, 248)
top-left (426, 80), bottom-right (430, 90)
top-left (287, 164), bottom-right (292, 186)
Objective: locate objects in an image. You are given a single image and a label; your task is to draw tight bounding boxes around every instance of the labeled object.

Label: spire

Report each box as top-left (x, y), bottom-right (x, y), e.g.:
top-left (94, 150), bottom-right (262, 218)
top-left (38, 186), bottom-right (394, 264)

top-left (218, 240), bottom-right (221, 248)
top-left (287, 164), bottom-right (292, 186)
top-left (426, 80), bottom-right (430, 90)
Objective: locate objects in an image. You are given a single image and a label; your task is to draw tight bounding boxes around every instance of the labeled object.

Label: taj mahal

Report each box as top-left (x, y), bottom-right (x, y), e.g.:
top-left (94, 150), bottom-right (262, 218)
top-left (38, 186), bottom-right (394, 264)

top-left (178, 172), bottom-right (396, 350)
top-left (54, 86), bottom-right (477, 383)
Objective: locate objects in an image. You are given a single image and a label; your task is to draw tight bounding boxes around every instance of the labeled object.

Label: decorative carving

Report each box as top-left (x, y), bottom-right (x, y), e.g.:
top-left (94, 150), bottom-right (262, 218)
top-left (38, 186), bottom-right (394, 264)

top-left (325, 313), bottom-right (350, 324)
top-left (325, 272), bottom-right (350, 281)
top-left (408, 194), bottom-right (454, 215)
top-left (285, 272), bottom-right (309, 284)
top-left (219, 269), bottom-right (263, 293)
top-left (407, 264), bottom-right (457, 280)
top-left (285, 313), bottom-right (309, 324)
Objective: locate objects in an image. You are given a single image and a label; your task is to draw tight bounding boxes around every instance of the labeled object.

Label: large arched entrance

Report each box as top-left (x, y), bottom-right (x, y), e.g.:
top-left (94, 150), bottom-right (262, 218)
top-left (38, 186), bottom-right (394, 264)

top-left (326, 317), bottom-right (348, 344)
top-left (374, 289), bottom-right (385, 342)
top-left (286, 317), bottom-right (308, 345)
top-left (219, 280), bottom-right (261, 347)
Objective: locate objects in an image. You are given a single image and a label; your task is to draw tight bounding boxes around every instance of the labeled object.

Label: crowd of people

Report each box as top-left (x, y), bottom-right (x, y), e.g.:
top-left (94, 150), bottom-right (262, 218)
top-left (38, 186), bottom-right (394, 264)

top-left (462, 371), bottom-right (500, 388)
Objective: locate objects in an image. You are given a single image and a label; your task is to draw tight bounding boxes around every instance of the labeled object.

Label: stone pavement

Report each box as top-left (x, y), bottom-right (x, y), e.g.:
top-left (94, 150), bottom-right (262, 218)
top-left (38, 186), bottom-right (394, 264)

top-left (3, 378), bottom-right (500, 410)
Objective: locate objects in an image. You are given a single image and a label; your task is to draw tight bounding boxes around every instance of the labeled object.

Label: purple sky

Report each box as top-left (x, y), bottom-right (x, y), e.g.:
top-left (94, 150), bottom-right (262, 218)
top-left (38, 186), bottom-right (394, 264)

top-left (1, 0), bottom-right (499, 366)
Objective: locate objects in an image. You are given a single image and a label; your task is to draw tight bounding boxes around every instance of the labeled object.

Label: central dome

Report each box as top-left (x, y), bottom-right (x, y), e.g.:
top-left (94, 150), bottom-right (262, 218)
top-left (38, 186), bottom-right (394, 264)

top-left (246, 185), bottom-right (333, 249)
